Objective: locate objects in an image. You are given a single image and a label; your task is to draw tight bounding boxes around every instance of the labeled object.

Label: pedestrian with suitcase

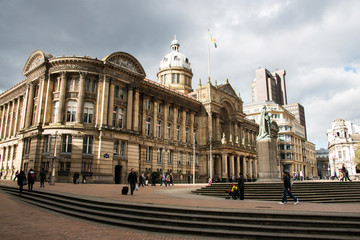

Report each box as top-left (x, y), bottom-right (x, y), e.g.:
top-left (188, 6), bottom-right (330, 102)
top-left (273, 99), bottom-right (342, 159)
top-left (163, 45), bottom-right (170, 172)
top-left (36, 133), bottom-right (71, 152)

top-left (127, 168), bottom-right (137, 195)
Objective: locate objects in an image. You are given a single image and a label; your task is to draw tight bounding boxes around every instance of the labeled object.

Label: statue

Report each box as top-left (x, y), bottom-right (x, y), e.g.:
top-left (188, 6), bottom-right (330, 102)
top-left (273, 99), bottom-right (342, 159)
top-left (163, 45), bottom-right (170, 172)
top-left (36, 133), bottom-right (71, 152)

top-left (221, 133), bottom-right (226, 144)
top-left (257, 106), bottom-right (272, 141)
top-left (236, 136), bottom-right (239, 144)
top-left (229, 134), bottom-right (233, 143)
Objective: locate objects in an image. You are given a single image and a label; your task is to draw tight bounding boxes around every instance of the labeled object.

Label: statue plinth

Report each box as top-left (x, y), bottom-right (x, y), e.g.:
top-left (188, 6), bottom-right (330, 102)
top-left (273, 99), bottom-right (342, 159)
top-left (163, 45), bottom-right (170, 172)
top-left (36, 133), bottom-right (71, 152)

top-left (256, 137), bottom-right (281, 182)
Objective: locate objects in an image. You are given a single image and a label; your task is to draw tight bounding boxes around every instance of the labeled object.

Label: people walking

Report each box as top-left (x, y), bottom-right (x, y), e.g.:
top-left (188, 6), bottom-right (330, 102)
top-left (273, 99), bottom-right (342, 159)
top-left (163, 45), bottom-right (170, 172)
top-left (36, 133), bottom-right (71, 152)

top-left (139, 172), bottom-right (145, 187)
top-left (169, 173), bottom-right (174, 186)
top-left (127, 168), bottom-right (137, 195)
top-left (279, 170), bottom-right (299, 205)
top-left (341, 164), bottom-right (352, 182)
top-left (145, 174), bottom-right (149, 186)
top-left (27, 169), bottom-right (36, 191)
top-left (39, 168), bottom-right (46, 188)
top-left (17, 170), bottom-right (26, 196)
top-left (160, 173), bottom-right (167, 187)
top-left (332, 170), bottom-right (339, 180)
top-left (238, 172), bottom-right (245, 200)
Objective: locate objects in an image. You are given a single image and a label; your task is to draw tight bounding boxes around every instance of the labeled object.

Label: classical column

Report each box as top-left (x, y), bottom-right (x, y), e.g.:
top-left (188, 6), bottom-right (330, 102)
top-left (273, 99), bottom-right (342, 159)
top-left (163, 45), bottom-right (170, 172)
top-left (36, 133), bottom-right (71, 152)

top-left (221, 153), bottom-right (228, 180)
top-left (141, 97), bottom-right (146, 136)
top-left (0, 106), bottom-right (5, 139)
top-left (36, 78), bottom-right (45, 125)
top-left (133, 90), bottom-right (140, 132)
top-left (13, 98), bottom-right (21, 136)
top-left (153, 101), bottom-right (158, 138)
top-left (107, 80), bottom-right (115, 126)
top-left (215, 114), bottom-right (221, 141)
top-left (173, 106), bottom-right (177, 141)
top-left (182, 110), bottom-right (186, 143)
top-left (229, 154), bottom-right (235, 178)
top-left (100, 76), bottom-right (110, 126)
top-left (249, 158), bottom-right (253, 179)
top-left (207, 111), bottom-right (213, 142)
top-left (190, 112), bottom-right (194, 143)
top-left (243, 156), bottom-right (247, 179)
top-left (76, 72), bottom-right (87, 124)
top-left (254, 158), bottom-right (258, 179)
top-left (4, 104), bottom-right (10, 138)
top-left (126, 87), bottom-right (133, 131)
top-left (236, 155), bottom-right (240, 177)
top-left (57, 72), bottom-right (67, 123)
top-left (234, 122), bottom-right (239, 146)
top-left (25, 82), bottom-right (35, 128)
top-left (8, 101), bottom-right (15, 138)
top-left (163, 103), bottom-right (168, 140)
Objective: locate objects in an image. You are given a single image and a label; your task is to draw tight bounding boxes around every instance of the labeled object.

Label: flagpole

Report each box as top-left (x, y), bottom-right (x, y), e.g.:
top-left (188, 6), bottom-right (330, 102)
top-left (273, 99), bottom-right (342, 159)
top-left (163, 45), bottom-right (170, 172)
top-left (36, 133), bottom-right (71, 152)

top-left (193, 133), bottom-right (196, 184)
top-left (210, 136), bottom-right (213, 179)
top-left (208, 29), bottom-right (211, 80)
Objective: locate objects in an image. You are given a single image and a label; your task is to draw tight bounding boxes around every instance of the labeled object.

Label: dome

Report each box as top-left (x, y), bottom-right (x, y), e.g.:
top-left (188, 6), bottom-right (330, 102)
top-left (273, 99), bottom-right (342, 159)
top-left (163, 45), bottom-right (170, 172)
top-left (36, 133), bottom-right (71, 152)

top-left (159, 37), bottom-right (191, 71)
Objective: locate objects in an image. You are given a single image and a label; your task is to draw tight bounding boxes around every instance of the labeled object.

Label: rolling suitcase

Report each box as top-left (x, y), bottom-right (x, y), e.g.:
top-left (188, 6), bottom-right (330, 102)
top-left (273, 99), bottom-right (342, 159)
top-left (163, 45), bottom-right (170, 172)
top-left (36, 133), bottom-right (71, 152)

top-left (122, 186), bottom-right (129, 195)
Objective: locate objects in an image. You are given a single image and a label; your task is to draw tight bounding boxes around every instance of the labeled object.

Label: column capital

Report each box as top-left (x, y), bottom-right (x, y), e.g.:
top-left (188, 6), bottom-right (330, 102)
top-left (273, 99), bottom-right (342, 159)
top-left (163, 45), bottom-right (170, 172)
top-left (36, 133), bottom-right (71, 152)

top-left (60, 71), bottom-right (67, 78)
top-left (79, 71), bottom-right (87, 79)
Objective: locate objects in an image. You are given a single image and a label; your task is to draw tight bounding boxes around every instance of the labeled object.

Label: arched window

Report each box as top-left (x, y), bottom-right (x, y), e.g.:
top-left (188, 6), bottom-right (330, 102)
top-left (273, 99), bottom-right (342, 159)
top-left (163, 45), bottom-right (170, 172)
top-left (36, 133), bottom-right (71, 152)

top-left (66, 101), bottom-right (77, 122)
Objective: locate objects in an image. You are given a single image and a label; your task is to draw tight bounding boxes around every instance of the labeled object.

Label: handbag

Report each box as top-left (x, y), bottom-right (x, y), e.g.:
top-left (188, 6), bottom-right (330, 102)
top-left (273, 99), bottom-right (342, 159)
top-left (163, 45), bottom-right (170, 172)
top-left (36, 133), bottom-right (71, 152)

top-left (22, 179), bottom-right (26, 185)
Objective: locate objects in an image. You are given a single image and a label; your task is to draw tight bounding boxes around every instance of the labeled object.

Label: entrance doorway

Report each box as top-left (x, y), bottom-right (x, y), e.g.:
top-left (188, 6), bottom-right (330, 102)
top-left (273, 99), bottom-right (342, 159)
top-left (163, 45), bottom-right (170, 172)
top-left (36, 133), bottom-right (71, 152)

top-left (114, 165), bottom-right (122, 184)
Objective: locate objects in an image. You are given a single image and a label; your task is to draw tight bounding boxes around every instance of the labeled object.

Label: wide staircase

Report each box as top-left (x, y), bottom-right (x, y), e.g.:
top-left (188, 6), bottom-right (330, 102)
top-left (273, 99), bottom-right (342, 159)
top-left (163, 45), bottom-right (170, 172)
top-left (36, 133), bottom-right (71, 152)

top-left (1, 185), bottom-right (360, 239)
top-left (192, 181), bottom-right (360, 203)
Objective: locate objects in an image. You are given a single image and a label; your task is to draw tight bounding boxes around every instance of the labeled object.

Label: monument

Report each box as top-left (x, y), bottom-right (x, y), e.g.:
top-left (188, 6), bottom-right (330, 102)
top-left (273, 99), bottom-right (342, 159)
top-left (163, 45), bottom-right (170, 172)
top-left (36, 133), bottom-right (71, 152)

top-left (256, 106), bottom-right (280, 181)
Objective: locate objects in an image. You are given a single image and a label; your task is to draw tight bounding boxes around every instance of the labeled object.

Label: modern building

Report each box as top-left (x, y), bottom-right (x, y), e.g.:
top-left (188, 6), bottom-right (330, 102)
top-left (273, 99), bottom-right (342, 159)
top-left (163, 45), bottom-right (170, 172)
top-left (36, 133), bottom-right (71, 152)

top-left (0, 38), bottom-right (260, 183)
top-left (316, 148), bottom-right (329, 179)
top-left (326, 119), bottom-right (360, 178)
top-left (245, 67), bottom-right (317, 178)
top-left (251, 68), bottom-right (287, 105)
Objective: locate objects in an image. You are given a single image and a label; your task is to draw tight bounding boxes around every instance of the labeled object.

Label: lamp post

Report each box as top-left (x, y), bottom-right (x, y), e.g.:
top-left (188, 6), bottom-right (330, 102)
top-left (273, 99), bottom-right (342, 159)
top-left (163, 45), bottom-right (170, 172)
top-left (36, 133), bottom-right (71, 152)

top-left (50, 131), bottom-right (58, 185)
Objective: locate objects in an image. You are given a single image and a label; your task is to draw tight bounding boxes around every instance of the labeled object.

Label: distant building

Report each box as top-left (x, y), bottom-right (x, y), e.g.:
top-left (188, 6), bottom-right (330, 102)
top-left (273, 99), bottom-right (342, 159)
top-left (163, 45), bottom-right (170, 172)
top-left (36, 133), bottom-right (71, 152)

top-left (326, 119), bottom-right (360, 178)
top-left (316, 148), bottom-right (329, 179)
top-left (245, 67), bottom-right (317, 178)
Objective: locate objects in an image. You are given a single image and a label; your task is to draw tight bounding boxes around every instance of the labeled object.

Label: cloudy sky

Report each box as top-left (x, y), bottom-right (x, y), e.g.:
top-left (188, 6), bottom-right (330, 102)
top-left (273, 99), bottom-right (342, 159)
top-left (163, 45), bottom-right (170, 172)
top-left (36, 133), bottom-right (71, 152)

top-left (1, 0), bottom-right (359, 149)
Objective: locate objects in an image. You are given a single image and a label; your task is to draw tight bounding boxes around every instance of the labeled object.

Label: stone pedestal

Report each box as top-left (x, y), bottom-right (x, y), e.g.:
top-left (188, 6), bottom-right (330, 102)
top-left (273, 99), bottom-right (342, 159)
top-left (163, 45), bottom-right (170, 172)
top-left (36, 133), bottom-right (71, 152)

top-left (256, 138), bottom-right (280, 182)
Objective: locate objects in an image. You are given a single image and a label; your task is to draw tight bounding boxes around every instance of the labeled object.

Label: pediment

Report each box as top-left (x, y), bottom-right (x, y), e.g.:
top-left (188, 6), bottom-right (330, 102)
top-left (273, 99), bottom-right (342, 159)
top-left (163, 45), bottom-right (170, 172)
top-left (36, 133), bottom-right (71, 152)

top-left (23, 50), bottom-right (53, 75)
top-left (103, 52), bottom-right (146, 77)
top-left (218, 83), bottom-right (237, 97)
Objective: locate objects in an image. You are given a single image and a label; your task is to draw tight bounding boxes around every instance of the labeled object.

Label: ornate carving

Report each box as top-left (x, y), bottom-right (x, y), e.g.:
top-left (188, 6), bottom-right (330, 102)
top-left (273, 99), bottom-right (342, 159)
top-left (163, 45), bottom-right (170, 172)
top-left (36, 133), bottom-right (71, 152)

top-left (108, 56), bottom-right (140, 74)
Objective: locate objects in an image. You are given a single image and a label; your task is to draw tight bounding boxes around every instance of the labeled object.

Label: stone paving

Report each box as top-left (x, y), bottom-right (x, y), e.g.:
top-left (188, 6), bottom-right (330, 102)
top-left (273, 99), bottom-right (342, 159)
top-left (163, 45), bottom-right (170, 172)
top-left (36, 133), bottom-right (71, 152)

top-left (1, 180), bottom-right (360, 240)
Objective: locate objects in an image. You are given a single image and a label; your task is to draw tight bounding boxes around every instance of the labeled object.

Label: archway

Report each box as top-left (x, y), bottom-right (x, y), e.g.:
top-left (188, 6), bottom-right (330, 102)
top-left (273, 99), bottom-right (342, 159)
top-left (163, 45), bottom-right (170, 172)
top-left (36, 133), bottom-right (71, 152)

top-left (114, 165), bottom-right (122, 184)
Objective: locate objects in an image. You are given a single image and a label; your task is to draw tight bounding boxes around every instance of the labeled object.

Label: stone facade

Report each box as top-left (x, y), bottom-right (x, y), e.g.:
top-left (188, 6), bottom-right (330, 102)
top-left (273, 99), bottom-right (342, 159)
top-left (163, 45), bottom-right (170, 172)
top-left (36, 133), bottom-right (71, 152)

top-left (0, 40), bottom-right (259, 183)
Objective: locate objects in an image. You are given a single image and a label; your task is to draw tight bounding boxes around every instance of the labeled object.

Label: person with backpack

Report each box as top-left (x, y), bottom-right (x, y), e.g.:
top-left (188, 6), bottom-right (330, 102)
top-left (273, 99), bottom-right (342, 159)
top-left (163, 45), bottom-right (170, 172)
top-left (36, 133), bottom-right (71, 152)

top-left (279, 170), bottom-right (299, 205)
top-left (28, 169), bottom-right (36, 191)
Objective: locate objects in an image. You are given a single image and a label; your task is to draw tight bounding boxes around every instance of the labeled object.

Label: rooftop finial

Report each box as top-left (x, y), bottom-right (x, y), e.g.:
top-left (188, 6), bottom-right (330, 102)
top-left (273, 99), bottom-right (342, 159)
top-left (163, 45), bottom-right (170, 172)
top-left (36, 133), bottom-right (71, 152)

top-left (174, 34), bottom-right (176, 40)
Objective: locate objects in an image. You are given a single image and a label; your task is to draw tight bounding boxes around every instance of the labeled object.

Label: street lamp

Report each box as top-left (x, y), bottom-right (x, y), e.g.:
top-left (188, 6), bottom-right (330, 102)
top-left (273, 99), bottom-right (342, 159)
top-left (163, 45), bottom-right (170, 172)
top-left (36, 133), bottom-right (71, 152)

top-left (50, 131), bottom-right (58, 185)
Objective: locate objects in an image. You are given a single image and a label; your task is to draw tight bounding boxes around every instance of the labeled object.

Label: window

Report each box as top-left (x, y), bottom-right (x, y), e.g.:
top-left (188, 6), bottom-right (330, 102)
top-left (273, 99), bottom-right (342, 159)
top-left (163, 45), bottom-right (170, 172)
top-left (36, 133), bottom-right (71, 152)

top-left (176, 125), bottom-right (180, 141)
top-left (187, 153), bottom-right (191, 166)
top-left (86, 79), bottom-right (91, 92)
top-left (43, 135), bottom-right (51, 153)
top-left (146, 147), bottom-right (152, 162)
top-left (146, 118), bottom-right (151, 136)
top-left (178, 152), bottom-right (182, 165)
top-left (53, 101), bottom-right (59, 123)
top-left (167, 123), bottom-right (171, 139)
top-left (185, 128), bottom-right (189, 143)
top-left (59, 162), bottom-right (71, 173)
top-left (196, 154), bottom-right (198, 166)
top-left (114, 140), bottom-right (119, 156)
top-left (66, 101), bottom-right (77, 122)
top-left (338, 151), bottom-right (342, 159)
top-left (24, 138), bottom-right (31, 155)
top-left (82, 136), bottom-right (93, 154)
top-left (91, 80), bottom-right (96, 93)
top-left (146, 99), bottom-right (151, 110)
top-left (168, 150), bottom-right (173, 164)
top-left (55, 77), bottom-right (60, 92)
top-left (112, 107), bottom-right (117, 127)
top-left (61, 135), bottom-right (72, 153)
top-left (118, 108), bottom-right (124, 129)
top-left (83, 102), bottom-right (94, 124)
top-left (114, 86), bottom-right (119, 98)
top-left (119, 88), bottom-right (124, 100)
top-left (157, 148), bottom-right (163, 163)
top-left (156, 121), bottom-right (162, 138)
top-left (82, 160), bottom-right (92, 173)
top-left (157, 103), bottom-right (161, 113)
top-left (120, 141), bottom-right (125, 157)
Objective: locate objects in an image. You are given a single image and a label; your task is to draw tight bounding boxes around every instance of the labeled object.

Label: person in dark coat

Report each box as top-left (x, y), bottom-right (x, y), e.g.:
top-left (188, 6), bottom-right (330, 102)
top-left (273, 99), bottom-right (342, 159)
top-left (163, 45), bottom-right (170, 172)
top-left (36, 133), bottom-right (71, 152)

top-left (17, 170), bottom-right (26, 196)
top-left (127, 168), bottom-right (137, 195)
top-left (27, 169), bottom-right (36, 191)
top-left (39, 168), bottom-right (46, 188)
top-left (341, 164), bottom-right (352, 182)
top-left (279, 170), bottom-right (299, 205)
top-left (237, 172), bottom-right (245, 200)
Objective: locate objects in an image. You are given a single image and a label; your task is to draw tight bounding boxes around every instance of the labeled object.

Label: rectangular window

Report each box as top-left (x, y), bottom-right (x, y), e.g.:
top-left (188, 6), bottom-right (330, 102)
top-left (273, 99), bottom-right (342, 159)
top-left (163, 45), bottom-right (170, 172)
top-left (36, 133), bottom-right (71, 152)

top-left (118, 108), bottom-right (124, 129)
top-left (91, 80), bottom-right (96, 93)
top-left (83, 103), bottom-right (94, 124)
top-left (146, 118), bottom-right (151, 136)
top-left (114, 86), bottom-right (119, 98)
top-left (187, 153), bottom-right (191, 166)
top-left (113, 140), bottom-right (119, 156)
top-left (178, 152), bottom-right (182, 165)
top-left (66, 101), bottom-right (77, 122)
top-left (43, 135), bottom-right (51, 153)
top-left (146, 147), bottom-right (152, 162)
top-left (82, 160), bottom-right (92, 173)
top-left (185, 128), bottom-right (189, 143)
top-left (157, 148), bottom-right (162, 163)
top-left (120, 141), bottom-right (125, 157)
top-left (61, 135), bottom-right (72, 153)
top-left (113, 107), bottom-right (117, 127)
top-left (86, 79), bottom-right (91, 92)
top-left (82, 136), bottom-right (93, 154)
top-left (158, 103), bottom-right (161, 113)
top-left (168, 150), bottom-right (173, 164)
top-left (157, 120), bottom-right (162, 138)
top-left (167, 123), bottom-right (171, 139)
top-left (53, 101), bottom-right (59, 123)
top-left (176, 125), bottom-right (180, 141)
top-left (24, 138), bottom-right (31, 155)
top-left (146, 99), bottom-right (151, 110)
top-left (120, 88), bottom-right (124, 100)
top-left (59, 162), bottom-right (71, 173)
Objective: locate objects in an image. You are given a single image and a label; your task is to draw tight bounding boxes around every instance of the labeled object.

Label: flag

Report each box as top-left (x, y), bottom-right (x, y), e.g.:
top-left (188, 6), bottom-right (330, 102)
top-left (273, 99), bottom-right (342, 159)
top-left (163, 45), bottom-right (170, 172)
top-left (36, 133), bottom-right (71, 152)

top-left (209, 33), bottom-right (218, 48)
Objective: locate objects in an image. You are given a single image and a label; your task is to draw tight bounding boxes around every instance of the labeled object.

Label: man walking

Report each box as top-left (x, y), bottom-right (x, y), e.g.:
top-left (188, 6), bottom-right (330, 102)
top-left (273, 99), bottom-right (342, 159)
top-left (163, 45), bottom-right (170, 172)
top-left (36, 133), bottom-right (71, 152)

top-left (127, 168), bottom-right (137, 195)
top-left (279, 170), bottom-right (299, 205)
top-left (237, 172), bottom-right (245, 200)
